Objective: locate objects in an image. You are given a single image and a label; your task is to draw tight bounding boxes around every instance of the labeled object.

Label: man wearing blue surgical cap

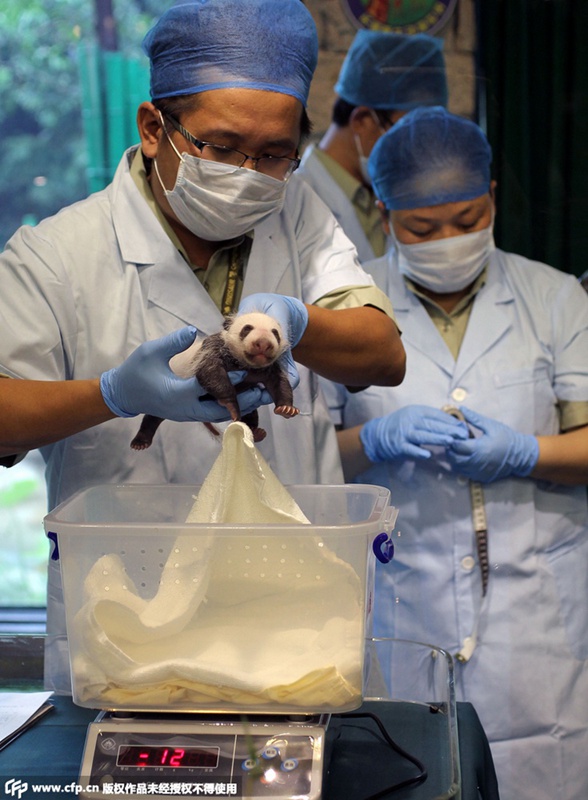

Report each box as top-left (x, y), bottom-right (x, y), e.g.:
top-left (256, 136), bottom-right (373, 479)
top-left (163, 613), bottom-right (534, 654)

top-left (298, 30), bottom-right (447, 262)
top-left (0, 0), bottom-right (405, 694)
top-left (323, 106), bottom-right (588, 800)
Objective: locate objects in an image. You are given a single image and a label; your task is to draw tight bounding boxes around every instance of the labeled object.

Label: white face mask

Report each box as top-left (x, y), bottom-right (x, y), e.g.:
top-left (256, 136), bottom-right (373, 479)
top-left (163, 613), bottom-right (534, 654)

top-left (154, 125), bottom-right (288, 241)
top-left (354, 135), bottom-right (372, 186)
top-left (395, 223), bottom-right (495, 293)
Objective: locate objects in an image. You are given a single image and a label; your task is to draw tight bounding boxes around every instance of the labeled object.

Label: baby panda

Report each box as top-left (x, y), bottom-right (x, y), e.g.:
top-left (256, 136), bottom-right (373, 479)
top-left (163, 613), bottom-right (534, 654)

top-left (130, 312), bottom-right (299, 450)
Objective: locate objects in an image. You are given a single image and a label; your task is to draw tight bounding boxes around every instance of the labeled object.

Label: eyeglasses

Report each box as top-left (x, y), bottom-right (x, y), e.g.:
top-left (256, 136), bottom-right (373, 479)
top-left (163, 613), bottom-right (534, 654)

top-left (164, 114), bottom-right (300, 181)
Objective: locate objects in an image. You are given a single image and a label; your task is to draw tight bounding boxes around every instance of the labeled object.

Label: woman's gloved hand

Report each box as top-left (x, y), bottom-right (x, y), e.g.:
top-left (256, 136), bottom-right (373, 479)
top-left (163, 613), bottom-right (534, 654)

top-left (446, 407), bottom-right (539, 483)
top-left (237, 293), bottom-right (309, 390)
top-left (100, 327), bottom-right (266, 421)
top-left (360, 405), bottom-right (469, 463)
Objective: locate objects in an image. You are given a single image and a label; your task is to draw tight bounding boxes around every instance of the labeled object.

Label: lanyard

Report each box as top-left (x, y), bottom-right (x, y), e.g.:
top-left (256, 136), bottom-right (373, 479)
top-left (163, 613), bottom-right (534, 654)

top-left (220, 247), bottom-right (242, 316)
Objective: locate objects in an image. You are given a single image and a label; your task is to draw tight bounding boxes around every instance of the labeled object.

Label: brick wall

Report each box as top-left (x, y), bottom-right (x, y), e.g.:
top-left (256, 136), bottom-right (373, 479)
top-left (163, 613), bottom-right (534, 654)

top-left (304, 0), bottom-right (477, 137)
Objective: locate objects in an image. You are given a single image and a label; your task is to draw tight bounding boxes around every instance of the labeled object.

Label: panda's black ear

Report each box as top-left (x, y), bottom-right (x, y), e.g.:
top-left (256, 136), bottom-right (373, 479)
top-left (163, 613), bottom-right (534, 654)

top-left (222, 316), bottom-right (234, 332)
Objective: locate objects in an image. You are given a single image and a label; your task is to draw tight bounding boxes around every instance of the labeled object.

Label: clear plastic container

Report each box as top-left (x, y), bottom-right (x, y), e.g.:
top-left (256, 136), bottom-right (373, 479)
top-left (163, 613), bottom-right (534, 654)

top-left (44, 484), bottom-right (397, 715)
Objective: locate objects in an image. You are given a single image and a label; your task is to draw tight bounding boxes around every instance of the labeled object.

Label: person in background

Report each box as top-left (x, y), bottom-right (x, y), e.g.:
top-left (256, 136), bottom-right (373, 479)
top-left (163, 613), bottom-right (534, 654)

top-left (297, 29), bottom-right (447, 262)
top-left (0, 0), bottom-right (405, 694)
top-left (323, 106), bottom-right (588, 800)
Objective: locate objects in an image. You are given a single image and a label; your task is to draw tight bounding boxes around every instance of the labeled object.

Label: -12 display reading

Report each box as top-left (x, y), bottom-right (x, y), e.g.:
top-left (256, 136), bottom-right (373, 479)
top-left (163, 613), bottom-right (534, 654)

top-left (117, 745), bottom-right (220, 769)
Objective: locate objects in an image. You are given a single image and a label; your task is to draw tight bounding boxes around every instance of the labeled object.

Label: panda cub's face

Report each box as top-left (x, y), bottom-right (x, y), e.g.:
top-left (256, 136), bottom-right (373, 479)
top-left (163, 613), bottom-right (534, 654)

top-left (223, 312), bottom-right (289, 369)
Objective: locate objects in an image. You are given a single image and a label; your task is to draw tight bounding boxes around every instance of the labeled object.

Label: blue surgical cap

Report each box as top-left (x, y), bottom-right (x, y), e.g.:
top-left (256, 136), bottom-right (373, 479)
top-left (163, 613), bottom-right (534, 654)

top-left (335, 30), bottom-right (447, 110)
top-left (369, 107), bottom-right (493, 210)
top-left (143, 0), bottom-right (318, 106)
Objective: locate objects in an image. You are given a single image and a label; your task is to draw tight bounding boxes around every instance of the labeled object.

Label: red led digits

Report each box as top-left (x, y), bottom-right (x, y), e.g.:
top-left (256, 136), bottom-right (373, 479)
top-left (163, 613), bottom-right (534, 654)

top-left (117, 745), bottom-right (219, 769)
top-left (169, 749), bottom-right (185, 767)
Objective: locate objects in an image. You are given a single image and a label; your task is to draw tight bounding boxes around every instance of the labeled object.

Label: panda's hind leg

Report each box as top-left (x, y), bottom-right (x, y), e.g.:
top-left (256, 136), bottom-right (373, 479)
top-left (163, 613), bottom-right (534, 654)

top-left (131, 414), bottom-right (164, 450)
top-left (241, 410), bottom-right (266, 442)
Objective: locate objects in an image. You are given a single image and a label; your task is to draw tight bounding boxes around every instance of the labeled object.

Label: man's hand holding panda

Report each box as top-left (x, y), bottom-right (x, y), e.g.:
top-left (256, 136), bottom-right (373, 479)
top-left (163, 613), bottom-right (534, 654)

top-left (100, 326), bottom-right (267, 422)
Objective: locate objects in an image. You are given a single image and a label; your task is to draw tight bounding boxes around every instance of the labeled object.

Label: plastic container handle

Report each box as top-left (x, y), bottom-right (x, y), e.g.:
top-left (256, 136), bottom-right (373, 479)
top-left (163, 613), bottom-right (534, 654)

top-left (383, 505), bottom-right (399, 532)
top-left (373, 532), bottom-right (394, 564)
top-left (47, 531), bottom-right (60, 561)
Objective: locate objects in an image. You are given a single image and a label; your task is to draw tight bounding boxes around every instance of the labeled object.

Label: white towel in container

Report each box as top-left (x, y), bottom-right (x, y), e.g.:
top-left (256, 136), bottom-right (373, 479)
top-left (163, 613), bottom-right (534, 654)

top-left (72, 422), bottom-right (364, 710)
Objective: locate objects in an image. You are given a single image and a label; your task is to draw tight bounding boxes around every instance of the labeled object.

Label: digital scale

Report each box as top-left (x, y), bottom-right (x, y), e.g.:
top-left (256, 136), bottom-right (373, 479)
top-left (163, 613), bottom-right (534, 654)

top-left (79, 711), bottom-right (329, 799)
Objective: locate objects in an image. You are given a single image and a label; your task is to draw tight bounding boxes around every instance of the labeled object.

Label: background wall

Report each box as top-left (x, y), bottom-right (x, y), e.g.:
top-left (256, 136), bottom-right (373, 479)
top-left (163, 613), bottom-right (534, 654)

top-left (477, 0), bottom-right (588, 277)
top-left (303, 0), bottom-right (477, 138)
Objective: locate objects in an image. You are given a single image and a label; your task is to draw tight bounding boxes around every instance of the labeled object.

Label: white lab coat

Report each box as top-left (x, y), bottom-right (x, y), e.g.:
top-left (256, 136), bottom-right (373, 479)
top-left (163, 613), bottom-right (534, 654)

top-left (0, 148), bottom-right (376, 693)
top-left (325, 248), bottom-right (588, 800)
top-left (298, 144), bottom-right (382, 263)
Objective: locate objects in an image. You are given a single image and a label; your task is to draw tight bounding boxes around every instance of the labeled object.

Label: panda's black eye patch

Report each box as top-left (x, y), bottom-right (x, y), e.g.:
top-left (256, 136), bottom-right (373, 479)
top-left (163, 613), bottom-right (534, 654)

top-left (271, 329), bottom-right (281, 344)
top-left (239, 324), bottom-right (254, 340)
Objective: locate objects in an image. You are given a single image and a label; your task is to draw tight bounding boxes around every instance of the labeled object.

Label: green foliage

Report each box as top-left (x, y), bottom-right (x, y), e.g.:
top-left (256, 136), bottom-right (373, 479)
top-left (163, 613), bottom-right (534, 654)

top-left (0, 0), bottom-right (174, 248)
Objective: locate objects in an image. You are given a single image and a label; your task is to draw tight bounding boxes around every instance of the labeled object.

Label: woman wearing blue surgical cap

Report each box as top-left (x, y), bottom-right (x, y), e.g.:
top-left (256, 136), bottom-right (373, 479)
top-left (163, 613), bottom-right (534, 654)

top-left (323, 107), bottom-right (588, 800)
top-left (0, 0), bottom-right (405, 694)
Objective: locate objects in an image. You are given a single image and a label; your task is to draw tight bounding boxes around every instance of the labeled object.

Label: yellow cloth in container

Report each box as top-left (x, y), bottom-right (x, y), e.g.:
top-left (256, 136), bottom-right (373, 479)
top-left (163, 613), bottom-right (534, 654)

top-left (72, 422), bottom-right (363, 710)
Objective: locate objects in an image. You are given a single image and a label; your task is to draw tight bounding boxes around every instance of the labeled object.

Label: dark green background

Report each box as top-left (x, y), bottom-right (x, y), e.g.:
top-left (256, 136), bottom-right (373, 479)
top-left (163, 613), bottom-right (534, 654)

top-left (476, 0), bottom-right (588, 277)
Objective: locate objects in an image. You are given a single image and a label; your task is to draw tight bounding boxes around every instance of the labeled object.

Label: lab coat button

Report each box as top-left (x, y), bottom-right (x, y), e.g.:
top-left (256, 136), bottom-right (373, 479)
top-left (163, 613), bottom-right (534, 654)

top-left (456, 635), bottom-right (477, 663)
top-left (451, 387), bottom-right (467, 403)
top-left (461, 556), bottom-right (475, 571)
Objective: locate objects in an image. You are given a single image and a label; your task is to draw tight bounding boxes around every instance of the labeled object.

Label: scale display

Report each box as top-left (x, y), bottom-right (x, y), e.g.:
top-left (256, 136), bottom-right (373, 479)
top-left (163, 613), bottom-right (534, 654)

top-left (117, 744), bottom-right (220, 769)
top-left (79, 714), bottom-right (327, 800)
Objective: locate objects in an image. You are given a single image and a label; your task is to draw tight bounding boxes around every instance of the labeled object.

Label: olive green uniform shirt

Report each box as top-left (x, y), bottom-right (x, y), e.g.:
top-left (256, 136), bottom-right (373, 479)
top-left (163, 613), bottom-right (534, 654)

top-left (311, 148), bottom-right (387, 260)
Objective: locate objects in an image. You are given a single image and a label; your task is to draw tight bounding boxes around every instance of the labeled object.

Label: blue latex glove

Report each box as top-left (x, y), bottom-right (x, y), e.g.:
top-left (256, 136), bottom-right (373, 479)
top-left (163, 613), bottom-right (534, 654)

top-left (237, 293), bottom-right (309, 391)
top-left (100, 327), bottom-right (266, 421)
top-left (360, 405), bottom-right (469, 463)
top-left (446, 407), bottom-right (539, 483)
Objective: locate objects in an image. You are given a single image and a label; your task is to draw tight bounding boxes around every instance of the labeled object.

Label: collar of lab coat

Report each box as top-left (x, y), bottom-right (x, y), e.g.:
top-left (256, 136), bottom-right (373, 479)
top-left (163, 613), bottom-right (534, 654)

top-left (108, 149), bottom-right (286, 332)
top-left (297, 147), bottom-right (377, 263)
top-left (384, 248), bottom-right (515, 381)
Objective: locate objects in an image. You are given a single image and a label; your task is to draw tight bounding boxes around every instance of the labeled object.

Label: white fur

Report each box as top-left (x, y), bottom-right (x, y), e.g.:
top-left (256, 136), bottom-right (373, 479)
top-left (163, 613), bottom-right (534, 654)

top-left (169, 336), bottom-right (204, 378)
top-left (223, 312), bottom-right (288, 367)
top-left (168, 312), bottom-right (288, 377)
